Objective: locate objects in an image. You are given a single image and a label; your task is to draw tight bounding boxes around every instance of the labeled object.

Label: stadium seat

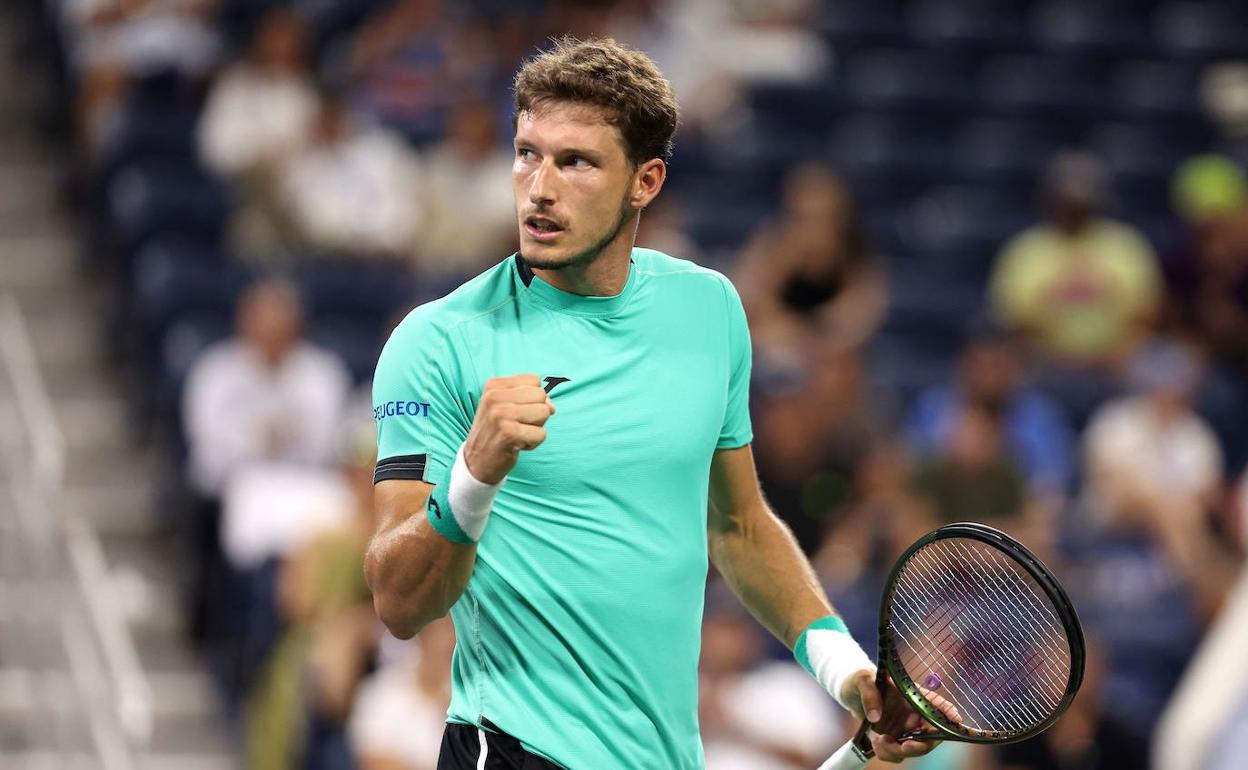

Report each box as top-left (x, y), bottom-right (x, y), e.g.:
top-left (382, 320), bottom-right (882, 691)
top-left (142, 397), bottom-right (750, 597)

top-left (1086, 122), bottom-right (1188, 187)
top-left (96, 104), bottom-right (199, 180)
top-left (950, 118), bottom-right (1064, 186)
top-left (841, 49), bottom-right (970, 116)
top-left (746, 81), bottom-right (845, 145)
top-left (293, 260), bottom-right (419, 326)
top-left (899, 184), bottom-right (1031, 280)
top-left (1154, 1), bottom-right (1248, 61)
top-left (1110, 59), bottom-right (1204, 123)
top-left (307, 314), bottom-right (388, 385)
top-left (977, 53), bottom-right (1102, 122)
top-left (107, 161), bottom-right (230, 257)
top-left (829, 113), bottom-right (949, 184)
top-left (1030, 0), bottom-right (1151, 60)
top-left (133, 239), bottom-right (250, 345)
top-left (906, 0), bottom-right (1027, 61)
top-left (817, 0), bottom-right (907, 50)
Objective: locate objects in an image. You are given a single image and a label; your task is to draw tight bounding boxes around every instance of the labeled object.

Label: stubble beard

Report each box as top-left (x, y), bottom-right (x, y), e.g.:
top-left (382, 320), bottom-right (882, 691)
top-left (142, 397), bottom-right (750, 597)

top-left (520, 196), bottom-right (637, 271)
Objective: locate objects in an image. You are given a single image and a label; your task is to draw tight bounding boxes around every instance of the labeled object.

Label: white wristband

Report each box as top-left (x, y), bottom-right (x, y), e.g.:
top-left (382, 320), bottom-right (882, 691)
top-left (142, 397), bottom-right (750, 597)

top-left (795, 617), bottom-right (876, 712)
top-left (447, 444), bottom-right (502, 541)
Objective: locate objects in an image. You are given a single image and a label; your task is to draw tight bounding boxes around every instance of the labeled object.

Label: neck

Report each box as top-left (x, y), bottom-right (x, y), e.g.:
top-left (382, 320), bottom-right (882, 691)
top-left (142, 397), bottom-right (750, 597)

top-left (532, 214), bottom-right (638, 296)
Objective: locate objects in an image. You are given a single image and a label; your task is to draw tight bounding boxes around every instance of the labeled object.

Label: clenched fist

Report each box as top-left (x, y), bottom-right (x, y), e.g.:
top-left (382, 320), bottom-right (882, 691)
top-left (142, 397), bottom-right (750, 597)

top-left (462, 375), bottom-right (555, 484)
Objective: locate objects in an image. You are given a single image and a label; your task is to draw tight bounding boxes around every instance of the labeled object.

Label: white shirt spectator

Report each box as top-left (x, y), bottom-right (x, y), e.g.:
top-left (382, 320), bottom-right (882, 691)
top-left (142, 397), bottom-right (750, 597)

top-left (221, 464), bottom-right (353, 569)
top-left (705, 661), bottom-right (842, 770)
top-left (349, 648), bottom-right (448, 770)
top-left (58, 0), bottom-right (220, 76)
top-left (1084, 396), bottom-right (1222, 522)
top-left (199, 65), bottom-right (318, 177)
top-left (183, 340), bottom-right (350, 495)
top-left (416, 140), bottom-right (514, 277)
top-left (279, 122), bottom-right (424, 256)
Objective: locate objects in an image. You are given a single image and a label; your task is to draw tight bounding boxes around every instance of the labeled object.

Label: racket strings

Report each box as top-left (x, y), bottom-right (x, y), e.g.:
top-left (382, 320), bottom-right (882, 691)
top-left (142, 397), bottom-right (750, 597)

top-left (890, 579), bottom-right (1040, 732)
top-left (892, 562), bottom-right (1050, 732)
top-left (892, 568), bottom-right (1052, 734)
top-left (907, 543), bottom-right (1069, 720)
top-left (898, 542), bottom-right (1070, 728)
top-left (945, 540), bottom-right (1070, 700)
top-left (889, 538), bottom-right (1073, 737)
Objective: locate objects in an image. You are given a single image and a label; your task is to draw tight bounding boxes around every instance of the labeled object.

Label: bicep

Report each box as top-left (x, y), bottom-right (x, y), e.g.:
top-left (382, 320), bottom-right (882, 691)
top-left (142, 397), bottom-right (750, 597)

top-left (708, 444), bottom-right (765, 536)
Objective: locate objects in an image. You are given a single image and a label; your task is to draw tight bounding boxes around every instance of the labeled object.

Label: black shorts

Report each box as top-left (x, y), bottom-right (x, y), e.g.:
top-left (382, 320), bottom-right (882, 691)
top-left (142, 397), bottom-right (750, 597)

top-left (437, 719), bottom-right (566, 770)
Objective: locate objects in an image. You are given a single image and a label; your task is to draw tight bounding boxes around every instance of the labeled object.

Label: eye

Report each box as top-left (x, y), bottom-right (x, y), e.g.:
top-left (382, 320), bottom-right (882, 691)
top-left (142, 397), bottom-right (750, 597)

top-left (566, 155), bottom-right (592, 168)
top-left (516, 147), bottom-right (535, 161)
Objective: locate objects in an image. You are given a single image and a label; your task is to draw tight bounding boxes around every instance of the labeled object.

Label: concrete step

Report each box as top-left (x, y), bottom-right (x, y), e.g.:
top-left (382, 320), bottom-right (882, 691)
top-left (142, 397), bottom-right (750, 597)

top-left (0, 162), bottom-right (61, 222)
top-left (60, 483), bottom-right (155, 536)
top-left (0, 752), bottom-right (102, 770)
top-left (0, 667), bottom-right (77, 716)
top-left (138, 753), bottom-right (241, 770)
top-left (64, 445), bottom-right (153, 490)
top-left (146, 671), bottom-right (222, 720)
top-left (145, 713), bottom-right (236, 756)
top-left (0, 233), bottom-right (80, 292)
top-left (23, 304), bottom-right (108, 374)
top-left (58, 395), bottom-right (136, 457)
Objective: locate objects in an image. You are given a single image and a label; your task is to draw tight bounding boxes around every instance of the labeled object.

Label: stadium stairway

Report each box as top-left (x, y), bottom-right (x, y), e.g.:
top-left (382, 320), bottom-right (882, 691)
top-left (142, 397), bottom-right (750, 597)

top-left (0, 6), bottom-right (238, 770)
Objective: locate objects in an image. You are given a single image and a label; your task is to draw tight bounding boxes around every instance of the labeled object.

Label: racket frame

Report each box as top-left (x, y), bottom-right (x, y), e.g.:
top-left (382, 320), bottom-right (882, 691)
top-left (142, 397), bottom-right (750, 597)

top-left (868, 521), bottom-right (1086, 747)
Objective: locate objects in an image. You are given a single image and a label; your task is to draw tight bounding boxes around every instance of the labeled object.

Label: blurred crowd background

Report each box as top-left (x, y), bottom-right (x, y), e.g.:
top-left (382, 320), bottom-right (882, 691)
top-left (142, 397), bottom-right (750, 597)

top-left (5, 0), bottom-right (1248, 768)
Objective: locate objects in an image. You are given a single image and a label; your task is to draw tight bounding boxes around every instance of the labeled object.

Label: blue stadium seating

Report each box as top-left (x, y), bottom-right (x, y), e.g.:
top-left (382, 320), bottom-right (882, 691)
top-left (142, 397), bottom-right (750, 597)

top-left (107, 161), bottom-right (229, 257)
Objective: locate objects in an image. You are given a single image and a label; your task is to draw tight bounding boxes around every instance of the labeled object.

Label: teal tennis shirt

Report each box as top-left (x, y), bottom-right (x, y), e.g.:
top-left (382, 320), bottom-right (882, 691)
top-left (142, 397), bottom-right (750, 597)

top-left (372, 248), bottom-right (753, 769)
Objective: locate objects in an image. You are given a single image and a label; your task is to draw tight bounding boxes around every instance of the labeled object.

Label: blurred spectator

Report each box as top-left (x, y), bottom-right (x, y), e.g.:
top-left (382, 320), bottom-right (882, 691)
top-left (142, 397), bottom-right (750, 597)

top-left (996, 641), bottom-right (1146, 770)
top-left (413, 96), bottom-right (515, 279)
top-left (607, 0), bottom-right (828, 133)
top-left (909, 403), bottom-right (1027, 527)
top-left (736, 162), bottom-right (887, 362)
top-left (1202, 62), bottom-right (1248, 168)
top-left (1083, 339), bottom-right (1224, 584)
top-left (271, 85), bottom-right (425, 259)
top-left (183, 278), bottom-right (351, 497)
top-left (1155, 545), bottom-right (1248, 770)
top-left (906, 322), bottom-right (1075, 496)
top-left (59, 0), bottom-right (221, 150)
top-left (198, 7), bottom-right (317, 180)
top-left (989, 152), bottom-right (1161, 373)
top-left (636, 195), bottom-right (702, 265)
top-left (345, 0), bottom-right (499, 144)
top-left (1162, 155), bottom-right (1248, 370)
top-left (348, 618), bottom-right (456, 770)
top-left (811, 442), bottom-right (930, 644)
top-left (753, 349), bottom-right (894, 555)
top-left (699, 600), bottom-right (841, 770)
top-left (245, 421), bottom-right (380, 770)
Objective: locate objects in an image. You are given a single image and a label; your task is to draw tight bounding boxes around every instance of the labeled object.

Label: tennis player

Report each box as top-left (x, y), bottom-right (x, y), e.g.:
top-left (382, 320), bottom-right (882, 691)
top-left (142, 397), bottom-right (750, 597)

top-left (366, 37), bottom-right (937, 769)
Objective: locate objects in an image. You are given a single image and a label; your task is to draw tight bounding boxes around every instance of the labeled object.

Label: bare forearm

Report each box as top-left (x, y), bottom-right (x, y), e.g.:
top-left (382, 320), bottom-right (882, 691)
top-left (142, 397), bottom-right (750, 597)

top-left (364, 514), bottom-right (475, 638)
top-left (709, 500), bottom-right (833, 649)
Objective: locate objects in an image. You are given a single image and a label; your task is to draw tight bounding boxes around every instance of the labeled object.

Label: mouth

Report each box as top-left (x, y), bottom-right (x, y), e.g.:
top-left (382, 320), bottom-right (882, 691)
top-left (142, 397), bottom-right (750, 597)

top-left (523, 214), bottom-right (565, 242)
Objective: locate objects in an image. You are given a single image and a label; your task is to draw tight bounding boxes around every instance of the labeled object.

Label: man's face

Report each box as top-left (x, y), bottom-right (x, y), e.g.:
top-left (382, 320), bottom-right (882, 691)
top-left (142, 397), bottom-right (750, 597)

top-left (512, 102), bottom-right (640, 270)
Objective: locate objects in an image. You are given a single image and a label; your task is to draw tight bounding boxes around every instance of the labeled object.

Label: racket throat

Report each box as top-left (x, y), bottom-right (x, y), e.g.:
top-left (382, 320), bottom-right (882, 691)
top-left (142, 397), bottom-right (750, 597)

top-left (851, 720), bottom-right (874, 759)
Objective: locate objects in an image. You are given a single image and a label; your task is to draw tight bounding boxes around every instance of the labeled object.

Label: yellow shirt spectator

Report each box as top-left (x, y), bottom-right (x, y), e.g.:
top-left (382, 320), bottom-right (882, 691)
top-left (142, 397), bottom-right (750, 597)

top-left (989, 218), bottom-right (1161, 363)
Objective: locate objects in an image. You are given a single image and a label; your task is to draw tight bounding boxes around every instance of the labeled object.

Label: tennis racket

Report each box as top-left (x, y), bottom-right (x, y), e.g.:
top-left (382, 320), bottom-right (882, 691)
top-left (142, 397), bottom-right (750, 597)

top-left (819, 521), bottom-right (1085, 769)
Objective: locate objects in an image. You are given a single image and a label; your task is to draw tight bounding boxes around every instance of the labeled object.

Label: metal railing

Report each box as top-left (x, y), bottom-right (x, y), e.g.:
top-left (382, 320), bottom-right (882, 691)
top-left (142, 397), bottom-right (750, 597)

top-left (0, 293), bottom-right (151, 769)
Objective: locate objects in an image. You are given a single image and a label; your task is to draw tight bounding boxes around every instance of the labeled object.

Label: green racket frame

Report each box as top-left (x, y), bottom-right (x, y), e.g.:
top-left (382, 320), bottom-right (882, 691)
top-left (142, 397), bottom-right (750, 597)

top-left (863, 521), bottom-right (1086, 748)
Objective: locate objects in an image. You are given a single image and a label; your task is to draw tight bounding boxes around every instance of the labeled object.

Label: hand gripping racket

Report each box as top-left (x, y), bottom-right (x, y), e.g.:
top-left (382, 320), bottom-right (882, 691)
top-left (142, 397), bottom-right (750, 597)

top-left (819, 522), bottom-right (1085, 768)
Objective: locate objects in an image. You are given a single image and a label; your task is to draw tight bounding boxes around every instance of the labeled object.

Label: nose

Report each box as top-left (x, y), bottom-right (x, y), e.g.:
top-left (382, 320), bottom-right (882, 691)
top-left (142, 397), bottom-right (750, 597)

top-left (529, 158), bottom-right (556, 207)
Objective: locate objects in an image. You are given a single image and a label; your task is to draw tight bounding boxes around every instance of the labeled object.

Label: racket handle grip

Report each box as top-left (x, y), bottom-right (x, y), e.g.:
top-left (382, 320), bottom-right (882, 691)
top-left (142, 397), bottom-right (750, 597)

top-left (817, 739), bottom-right (871, 770)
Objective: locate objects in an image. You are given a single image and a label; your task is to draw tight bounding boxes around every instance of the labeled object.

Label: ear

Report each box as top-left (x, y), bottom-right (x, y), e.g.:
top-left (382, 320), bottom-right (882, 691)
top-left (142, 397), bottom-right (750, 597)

top-left (630, 158), bottom-right (667, 210)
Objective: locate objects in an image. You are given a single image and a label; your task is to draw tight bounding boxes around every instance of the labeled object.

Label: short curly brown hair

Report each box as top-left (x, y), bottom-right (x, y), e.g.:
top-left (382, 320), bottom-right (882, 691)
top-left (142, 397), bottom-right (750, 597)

top-left (513, 36), bottom-right (680, 165)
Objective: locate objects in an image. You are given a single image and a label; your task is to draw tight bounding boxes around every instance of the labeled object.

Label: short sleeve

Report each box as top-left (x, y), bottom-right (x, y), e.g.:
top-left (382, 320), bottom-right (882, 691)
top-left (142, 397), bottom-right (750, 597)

top-left (372, 311), bottom-right (474, 484)
top-left (718, 278), bottom-right (754, 449)
top-left (989, 233), bottom-right (1040, 327)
